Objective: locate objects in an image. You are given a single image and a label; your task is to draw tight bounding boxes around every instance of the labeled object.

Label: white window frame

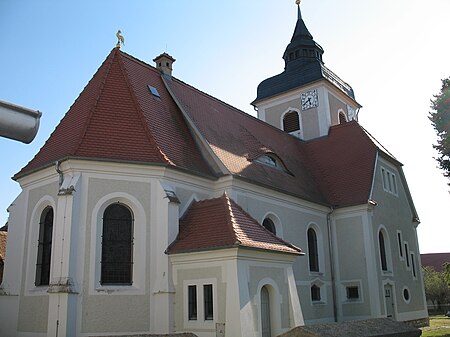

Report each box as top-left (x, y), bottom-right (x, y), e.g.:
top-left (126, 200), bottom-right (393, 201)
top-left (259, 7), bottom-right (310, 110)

top-left (337, 108), bottom-right (347, 124)
top-left (310, 278), bottom-right (327, 305)
top-left (402, 286), bottom-right (411, 304)
top-left (404, 241), bottom-right (411, 271)
top-left (280, 107), bottom-right (302, 138)
top-left (341, 280), bottom-right (363, 304)
top-left (25, 196), bottom-right (56, 296)
top-left (396, 230), bottom-right (404, 261)
top-left (183, 278), bottom-right (217, 330)
top-left (381, 166), bottom-right (398, 196)
top-left (410, 251), bottom-right (418, 280)
top-left (261, 212), bottom-right (284, 239)
top-left (378, 226), bottom-right (394, 276)
top-left (89, 192), bottom-right (146, 295)
top-left (306, 223), bottom-right (325, 276)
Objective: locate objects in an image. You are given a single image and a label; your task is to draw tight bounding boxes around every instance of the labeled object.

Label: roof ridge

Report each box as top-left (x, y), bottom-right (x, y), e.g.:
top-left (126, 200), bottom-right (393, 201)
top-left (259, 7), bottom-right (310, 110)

top-left (359, 124), bottom-right (400, 164)
top-left (223, 194), bottom-right (241, 245)
top-left (73, 48), bottom-right (118, 156)
top-left (115, 51), bottom-right (171, 164)
top-left (170, 76), bottom-right (304, 139)
top-left (227, 195), bottom-right (302, 253)
top-left (118, 49), bottom-right (160, 74)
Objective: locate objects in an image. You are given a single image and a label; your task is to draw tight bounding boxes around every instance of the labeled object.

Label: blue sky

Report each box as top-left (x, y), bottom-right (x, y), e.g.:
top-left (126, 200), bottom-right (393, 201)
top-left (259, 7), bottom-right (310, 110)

top-left (1, 0), bottom-right (449, 253)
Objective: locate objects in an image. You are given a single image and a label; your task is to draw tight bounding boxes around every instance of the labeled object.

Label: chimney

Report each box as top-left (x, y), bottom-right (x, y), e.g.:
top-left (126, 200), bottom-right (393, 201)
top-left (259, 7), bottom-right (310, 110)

top-left (153, 52), bottom-right (176, 78)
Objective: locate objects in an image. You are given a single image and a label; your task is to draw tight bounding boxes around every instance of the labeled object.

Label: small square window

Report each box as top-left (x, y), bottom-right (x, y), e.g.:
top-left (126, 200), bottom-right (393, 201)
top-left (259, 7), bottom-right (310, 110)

top-left (346, 286), bottom-right (359, 300)
top-left (311, 284), bottom-right (321, 302)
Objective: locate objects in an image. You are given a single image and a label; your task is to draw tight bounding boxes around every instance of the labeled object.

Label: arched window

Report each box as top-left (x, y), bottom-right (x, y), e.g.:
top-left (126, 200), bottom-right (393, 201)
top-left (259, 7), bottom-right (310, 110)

top-left (35, 207), bottom-right (53, 286)
top-left (262, 218), bottom-right (276, 235)
top-left (339, 111), bottom-right (347, 124)
top-left (101, 203), bottom-right (133, 285)
top-left (339, 110), bottom-right (347, 124)
top-left (261, 286), bottom-right (272, 337)
top-left (307, 228), bottom-right (319, 272)
top-left (379, 231), bottom-right (388, 271)
top-left (283, 111), bottom-right (300, 133)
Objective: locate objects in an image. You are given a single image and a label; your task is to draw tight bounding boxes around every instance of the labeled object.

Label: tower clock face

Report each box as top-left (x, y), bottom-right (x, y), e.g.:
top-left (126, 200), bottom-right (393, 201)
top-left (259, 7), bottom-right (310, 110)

top-left (301, 89), bottom-right (319, 110)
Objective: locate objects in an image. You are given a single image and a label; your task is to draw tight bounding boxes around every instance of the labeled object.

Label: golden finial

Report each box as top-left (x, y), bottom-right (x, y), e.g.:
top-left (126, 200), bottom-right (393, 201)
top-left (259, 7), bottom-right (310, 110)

top-left (296, 0), bottom-right (301, 4)
top-left (116, 30), bottom-right (125, 49)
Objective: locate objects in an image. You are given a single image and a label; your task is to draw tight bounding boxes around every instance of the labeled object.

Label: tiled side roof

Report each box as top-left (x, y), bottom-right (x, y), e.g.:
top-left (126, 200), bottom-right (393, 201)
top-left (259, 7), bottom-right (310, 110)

top-left (304, 121), bottom-right (378, 207)
top-left (16, 49), bottom-right (214, 178)
top-left (0, 231), bottom-right (7, 261)
top-left (167, 194), bottom-right (302, 255)
top-left (166, 77), bottom-right (377, 207)
top-left (164, 78), bottom-right (328, 205)
top-left (421, 253), bottom-right (450, 272)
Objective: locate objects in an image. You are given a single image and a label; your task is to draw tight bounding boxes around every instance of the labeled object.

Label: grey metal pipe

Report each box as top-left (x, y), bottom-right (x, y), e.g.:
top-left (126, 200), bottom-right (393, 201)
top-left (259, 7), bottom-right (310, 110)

top-left (0, 99), bottom-right (41, 144)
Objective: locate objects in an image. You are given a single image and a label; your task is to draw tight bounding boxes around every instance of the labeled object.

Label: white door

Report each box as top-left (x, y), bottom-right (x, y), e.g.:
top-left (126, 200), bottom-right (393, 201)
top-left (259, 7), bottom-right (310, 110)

top-left (261, 286), bottom-right (271, 337)
top-left (384, 285), bottom-right (395, 319)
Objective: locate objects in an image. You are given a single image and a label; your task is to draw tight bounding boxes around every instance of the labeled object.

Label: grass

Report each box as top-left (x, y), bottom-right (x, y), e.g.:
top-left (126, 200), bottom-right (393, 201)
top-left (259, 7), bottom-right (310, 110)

top-left (421, 315), bottom-right (450, 337)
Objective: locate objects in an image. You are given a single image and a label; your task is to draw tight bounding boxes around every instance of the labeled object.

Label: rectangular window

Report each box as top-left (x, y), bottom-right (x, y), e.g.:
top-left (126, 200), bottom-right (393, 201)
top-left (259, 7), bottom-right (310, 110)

top-left (386, 171), bottom-right (392, 191)
top-left (204, 284), bottom-right (213, 320)
top-left (404, 243), bottom-right (410, 268)
top-left (381, 168), bottom-right (387, 190)
top-left (397, 232), bottom-right (403, 258)
top-left (391, 174), bottom-right (398, 195)
top-left (188, 285), bottom-right (197, 320)
top-left (411, 253), bottom-right (416, 278)
top-left (311, 285), bottom-right (321, 302)
top-left (381, 166), bottom-right (398, 196)
top-left (347, 286), bottom-right (359, 300)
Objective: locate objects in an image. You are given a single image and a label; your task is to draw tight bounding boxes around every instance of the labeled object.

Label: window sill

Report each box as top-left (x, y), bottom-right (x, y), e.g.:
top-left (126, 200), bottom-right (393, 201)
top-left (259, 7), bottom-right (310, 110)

top-left (184, 319), bottom-right (216, 330)
top-left (343, 299), bottom-right (363, 304)
top-left (309, 271), bottom-right (324, 277)
top-left (312, 300), bottom-right (326, 306)
top-left (93, 283), bottom-right (144, 295)
top-left (25, 285), bottom-right (50, 296)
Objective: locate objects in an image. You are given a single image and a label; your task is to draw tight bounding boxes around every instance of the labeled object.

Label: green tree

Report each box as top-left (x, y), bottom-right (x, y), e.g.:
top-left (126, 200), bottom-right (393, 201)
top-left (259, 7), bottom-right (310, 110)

top-left (429, 77), bottom-right (450, 184)
top-left (444, 262), bottom-right (450, 287)
top-left (423, 266), bottom-right (450, 311)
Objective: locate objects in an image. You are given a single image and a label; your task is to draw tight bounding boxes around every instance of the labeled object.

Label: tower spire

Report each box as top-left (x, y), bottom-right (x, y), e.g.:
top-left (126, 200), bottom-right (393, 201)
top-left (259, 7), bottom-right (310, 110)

top-left (296, 0), bottom-right (301, 20)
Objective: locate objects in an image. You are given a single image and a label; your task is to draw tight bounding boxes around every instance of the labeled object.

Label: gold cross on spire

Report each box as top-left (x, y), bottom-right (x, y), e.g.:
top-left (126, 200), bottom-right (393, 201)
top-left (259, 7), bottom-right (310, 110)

top-left (296, 0), bottom-right (301, 4)
top-left (116, 30), bottom-right (125, 49)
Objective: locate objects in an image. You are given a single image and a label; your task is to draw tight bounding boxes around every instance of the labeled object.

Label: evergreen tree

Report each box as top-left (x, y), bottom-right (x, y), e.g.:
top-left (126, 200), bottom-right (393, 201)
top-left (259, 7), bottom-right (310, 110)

top-left (429, 77), bottom-right (450, 184)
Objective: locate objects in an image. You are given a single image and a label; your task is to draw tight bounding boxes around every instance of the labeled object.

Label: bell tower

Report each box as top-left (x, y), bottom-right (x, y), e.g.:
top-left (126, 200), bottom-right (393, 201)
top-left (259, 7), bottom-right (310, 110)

top-left (252, 1), bottom-right (361, 141)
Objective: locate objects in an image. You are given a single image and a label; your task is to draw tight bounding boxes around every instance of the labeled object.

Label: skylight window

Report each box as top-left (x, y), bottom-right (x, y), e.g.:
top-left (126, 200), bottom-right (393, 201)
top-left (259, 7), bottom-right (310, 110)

top-left (147, 85), bottom-right (160, 98)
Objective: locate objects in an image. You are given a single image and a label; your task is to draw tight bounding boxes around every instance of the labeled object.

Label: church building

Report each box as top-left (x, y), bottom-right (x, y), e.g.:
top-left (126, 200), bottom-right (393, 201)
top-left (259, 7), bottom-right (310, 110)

top-left (0, 3), bottom-right (427, 337)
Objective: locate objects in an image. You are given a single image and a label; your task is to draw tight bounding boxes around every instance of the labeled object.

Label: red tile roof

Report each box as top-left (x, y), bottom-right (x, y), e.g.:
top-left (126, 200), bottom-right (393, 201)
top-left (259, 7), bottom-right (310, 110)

top-left (0, 231), bottom-right (7, 261)
top-left (165, 78), bottom-right (328, 204)
top-left (165, 76), bottom-right (378, 207)
top-left (167, 194), bottom-right (303, 255)
top-left (421, 253), bottom-right (450, 272)
top-left (304, 121), bottom-right (378, 207)
top-left (16, 48), bottom-right (214, 178)
top-left (16, 48), bottom-right (381, 209)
